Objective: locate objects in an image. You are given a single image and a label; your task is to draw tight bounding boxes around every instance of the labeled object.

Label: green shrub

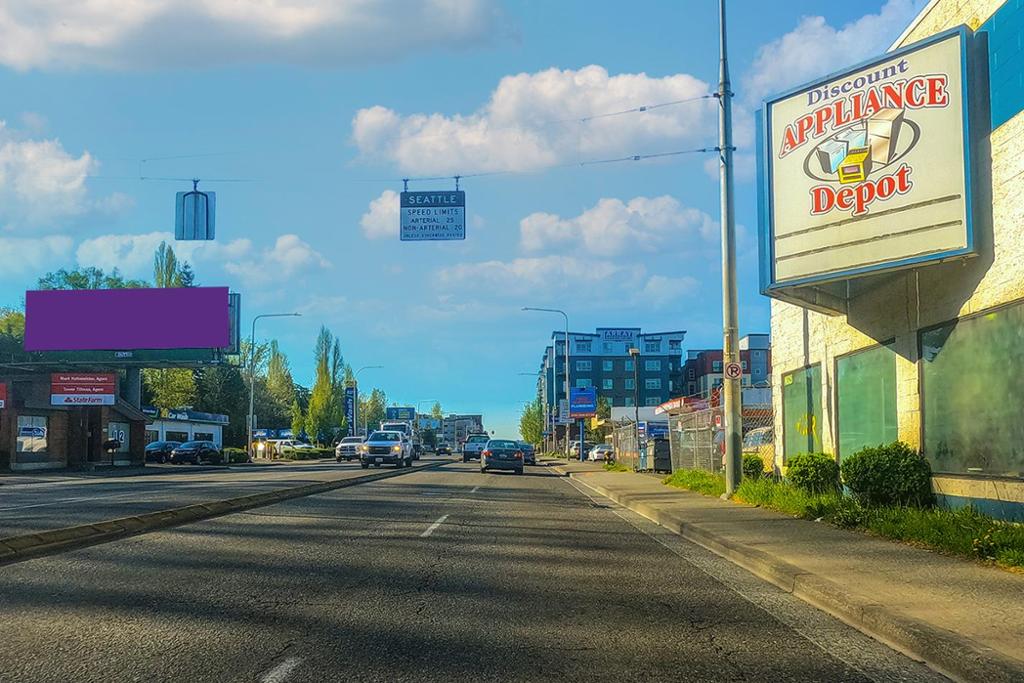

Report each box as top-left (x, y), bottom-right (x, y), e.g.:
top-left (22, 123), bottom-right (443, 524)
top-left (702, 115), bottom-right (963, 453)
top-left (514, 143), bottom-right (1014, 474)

top-left (841, 441), bottom-right (934, 507)
top-left (603, 461), bottom-right (630, 472)
top-left (742, 454), bottom-right (764, 480)
top-left (223, 447), bottom-right (249, 464)
top-left (786, 452), bottom-right (840, 494)
top-left (662, 469), bottom-right (726, 497)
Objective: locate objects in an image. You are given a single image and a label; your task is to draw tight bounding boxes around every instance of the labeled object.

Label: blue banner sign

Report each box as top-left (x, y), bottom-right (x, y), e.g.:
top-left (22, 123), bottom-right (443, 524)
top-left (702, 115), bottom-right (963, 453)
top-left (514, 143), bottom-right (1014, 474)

top-left (569, 387), bottom-right (598, 418)
top-left (400, 190), bottom-right (466, 241)
top-left (344, 385), bottom-right (357, 437)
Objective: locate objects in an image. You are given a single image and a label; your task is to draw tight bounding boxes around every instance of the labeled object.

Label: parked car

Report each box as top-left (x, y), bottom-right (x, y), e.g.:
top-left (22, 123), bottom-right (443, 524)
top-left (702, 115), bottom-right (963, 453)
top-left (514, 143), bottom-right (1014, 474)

top-left (518, 441), bottom-right (536, 465)
top-left (588, 444), bottom-right (614, 461)
top-left (170, 441), bottom-right (222, 465)
top-left (335, 436), bottom-right (364, 462)
top-left (278, 439), bottom-right (314, 450)
top-left (359, 430), bottom-right (412, 469)
top-left (570, 441), bottom-right (596, 458)
top-left (742, 427), bottom-right (775, 472)
top-left (461, 433), bottom-right (490, 462)
top-left (145, 440), bottom-right (181, 464)
top-left (435, 442), bottom-right (452, 456)
top-left (481, 439), bottom-right (524, 475)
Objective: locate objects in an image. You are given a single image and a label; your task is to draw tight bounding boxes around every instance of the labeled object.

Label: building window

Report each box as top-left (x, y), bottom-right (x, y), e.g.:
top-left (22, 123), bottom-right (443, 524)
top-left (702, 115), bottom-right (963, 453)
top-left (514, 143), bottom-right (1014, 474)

top-left (741, 360), bottom-right (748, 370)
top-left (712, 360), bottom-right (722, 372)
top-left (624, 397), bottom-right (635, 407)
top-left (602, 359), bottom-right (613, 372)
top-left (625, 360), bottom-right (634, 372)
top-left (576, 360), bottom-right (592, 372)
top-left (669, 339), bottom-right (681, 351)
top-left (644, 340), bottom-right (660, 353)
top-left (644, 360), bottom-right (661, 372)
top-left (166, 430), bottom-right (189, 443)
top-left (624, 378), bottom-right (635, 390)
top-left (16, 415), bottom-right (48, 453)
top-left (603, 379), bottom-right (614, 390)
top-left (603, 342), bottom-right (613, 353)
top-left (645, 397), bottom-right (661, 406)
top-left (782, 365), bottom-right (822, 461)
top-left (575, 379), bottom-right (592, 388)
top-left (837, 344), bottom-right (897, 459)
top-left (687, 368), bottom-right (695, 379)
top-left (645, 378), bottom-right (661, 390)
top-left (687, 382), bottom-right (696, 394)
top-left (576, 339), bottom-right (592, 353)
top-left (145, 429), bottom-right (160, 445)
top-left (194, 431), bottom-right (214, 442)
top-left (921, 303), bottom-right (1024, 477)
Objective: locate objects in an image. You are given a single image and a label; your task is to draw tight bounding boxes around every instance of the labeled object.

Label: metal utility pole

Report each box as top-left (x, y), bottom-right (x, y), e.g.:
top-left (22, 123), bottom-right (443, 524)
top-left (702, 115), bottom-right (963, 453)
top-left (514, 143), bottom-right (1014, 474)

top-left (523, 307), bottom-right (571, 459)
top-left (718, 0), bottom-right (742, 496)
top-left (353, 365), bottom-right (383, 437)
top-left (629, 347), bottom-right (641, 470)
top-left (247, 312), bottom-right (301, 459)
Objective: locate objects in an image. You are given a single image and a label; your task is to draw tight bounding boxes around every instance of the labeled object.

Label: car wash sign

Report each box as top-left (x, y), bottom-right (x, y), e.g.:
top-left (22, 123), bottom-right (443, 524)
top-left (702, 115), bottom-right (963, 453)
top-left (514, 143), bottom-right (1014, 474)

top-left (400, 191), bottom-right (465, 241)
top-left (50, 373), bottom-right (116, 406)
top-left (759, 27), bottom-right (975, 290)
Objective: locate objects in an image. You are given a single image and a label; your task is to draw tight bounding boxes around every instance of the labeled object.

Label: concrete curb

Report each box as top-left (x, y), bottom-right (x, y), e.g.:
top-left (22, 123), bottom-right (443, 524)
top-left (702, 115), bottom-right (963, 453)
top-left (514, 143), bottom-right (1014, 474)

top-left (557, 466), bottom-right (1024, 683)
top-left (0, 460), bottom-right (450, 567)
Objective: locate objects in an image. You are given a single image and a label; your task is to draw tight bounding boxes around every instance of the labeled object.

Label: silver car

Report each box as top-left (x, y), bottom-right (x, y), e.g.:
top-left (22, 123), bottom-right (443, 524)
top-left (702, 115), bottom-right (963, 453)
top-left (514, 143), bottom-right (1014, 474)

top-left (480, 439), bottom-right (524, 475)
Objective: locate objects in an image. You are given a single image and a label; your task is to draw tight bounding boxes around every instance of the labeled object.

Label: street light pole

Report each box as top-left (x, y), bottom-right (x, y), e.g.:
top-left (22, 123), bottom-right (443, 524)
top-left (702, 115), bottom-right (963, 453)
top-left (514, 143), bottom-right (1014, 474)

top-left (523, 307), bottom-right (570, 459)
top-left (718, 0), bottom-right (742, 496)
top-left (629, 347), bottom-right (641, 470)
top-left (247, 312), bottom-right (301, 459)
top-left (353, 365), bottom-right (383, 437)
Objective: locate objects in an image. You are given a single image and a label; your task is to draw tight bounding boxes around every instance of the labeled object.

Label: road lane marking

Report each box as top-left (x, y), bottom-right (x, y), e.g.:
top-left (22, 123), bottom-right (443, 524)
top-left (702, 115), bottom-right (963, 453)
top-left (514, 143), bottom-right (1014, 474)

top-left (259, 656), bottom-right (303, 683)
top-left (420, 514), bottom-right (449, 537)
top-left (470, 485), bottom-right (480, 494)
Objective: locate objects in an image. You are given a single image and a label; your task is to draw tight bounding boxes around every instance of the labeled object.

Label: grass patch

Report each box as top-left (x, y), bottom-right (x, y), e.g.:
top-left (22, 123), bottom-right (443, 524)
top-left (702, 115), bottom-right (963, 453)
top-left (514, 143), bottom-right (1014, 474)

top-left (602, 461), bottom-right (630, 472)
top-left (662, 469), bottom-right (726, 497)
top-left (735, 477), bottom-right (1024, 570)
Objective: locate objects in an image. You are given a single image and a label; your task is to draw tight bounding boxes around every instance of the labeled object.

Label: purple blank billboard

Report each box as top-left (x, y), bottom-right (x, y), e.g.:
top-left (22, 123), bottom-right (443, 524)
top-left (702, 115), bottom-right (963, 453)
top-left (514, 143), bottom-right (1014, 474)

top-left (25, 287), bottom-right (230, 352)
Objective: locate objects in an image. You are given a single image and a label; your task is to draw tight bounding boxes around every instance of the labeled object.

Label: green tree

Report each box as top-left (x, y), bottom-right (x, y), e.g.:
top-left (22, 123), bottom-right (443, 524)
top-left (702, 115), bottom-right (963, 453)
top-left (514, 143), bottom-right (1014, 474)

top-left (178, 262), bottom-right (196, 287)
top-left (519, 398), bottom-right (544, 444)
top-left (306, 326), bottom-right (344, 445)
top-left (0, 307), bottom-right (25, 359)
top-left (143, 368), bottom-right (197, 410)
top-left (37, 266), bottom-right (148, 290)
top-left (266, 340), bottom-right (296, 409)
top-left (431, 401), bottom-right (443, 419)
top-left (586, 397), bottom-right (612, 442)
top-left (153, 241), bottom-right (180, 288)
top-left (290, 398), bottom-right (305, 439)
top-left (194, 366), bottom-right (247, 446)
top-left (359, 388), bottom-right (387, 435)
top-left (422, 428), bottom-right (437, 449)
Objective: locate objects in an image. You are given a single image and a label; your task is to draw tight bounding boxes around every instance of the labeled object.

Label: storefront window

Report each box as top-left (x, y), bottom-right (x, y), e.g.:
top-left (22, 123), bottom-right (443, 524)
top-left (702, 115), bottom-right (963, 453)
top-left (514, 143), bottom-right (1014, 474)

top-left (921, 304), bottom-right (1024, 477)
top-left (16, 415), bottom-right (48, 453)
top-left (782, 364), bottom-right (822, 459)
top-left (837, 345), bottom-right (897, 459)
top-left (194, 432), bottom-right (214, 442)
top-left (145, 430), bottom-right (159, 445)
top-left (166, 430), bottom-right (189, 443)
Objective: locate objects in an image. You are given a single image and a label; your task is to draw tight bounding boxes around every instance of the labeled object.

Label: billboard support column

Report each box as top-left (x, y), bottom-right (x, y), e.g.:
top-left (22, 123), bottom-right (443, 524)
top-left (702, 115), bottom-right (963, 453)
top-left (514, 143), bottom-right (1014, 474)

top-left (718, 0), bottom-right (742, 495)
top-left (124, 368), bottom-right (142, 409)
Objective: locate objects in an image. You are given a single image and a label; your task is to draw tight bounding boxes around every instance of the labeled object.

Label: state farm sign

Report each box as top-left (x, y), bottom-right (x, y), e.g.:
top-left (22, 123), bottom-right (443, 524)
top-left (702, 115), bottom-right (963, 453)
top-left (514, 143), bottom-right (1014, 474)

top-left (50, 373), bottom-right (117, 406)
top-left (761, 28), bottom-right (975, 288)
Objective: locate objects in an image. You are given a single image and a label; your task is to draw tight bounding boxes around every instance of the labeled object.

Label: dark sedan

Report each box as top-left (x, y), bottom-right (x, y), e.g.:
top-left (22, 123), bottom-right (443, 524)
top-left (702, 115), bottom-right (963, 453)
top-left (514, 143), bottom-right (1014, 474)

top-left (518, 441), bottom-right (536, 466)
top-left (480, 439), bottom-right (524, 475)
top-left (435, 443), bottom-right (452, 456)
top-left (170, 440), bottom-right (222, 465)
top-left (145, 440), bottom-right (181, 464)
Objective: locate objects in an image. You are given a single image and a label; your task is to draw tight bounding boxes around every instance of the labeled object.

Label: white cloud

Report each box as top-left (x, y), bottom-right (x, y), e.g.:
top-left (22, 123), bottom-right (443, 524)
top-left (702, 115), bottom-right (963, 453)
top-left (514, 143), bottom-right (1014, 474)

top-left (438, 255), bottom-right (643, 294)
top-left (0, 235), bottom-right (74, 278)
top-left (0, 0), bottom-right (502, 71)
top-left (360, 189), bottom-right (399, 240)
top-left (352, 65), bottom-right (715, 175)
top-left (744, 0), bottom-right (923, 104)
top-left (0, 121), bottom-right (97, 230)
top-left (638, 274), bottom-right (699, 307)
top-left (520, 195), bottom-right (717, 256)
top-left (225, 234), bottom-right (329, 286)
top-left (76, 230), bottom-right (253, 277)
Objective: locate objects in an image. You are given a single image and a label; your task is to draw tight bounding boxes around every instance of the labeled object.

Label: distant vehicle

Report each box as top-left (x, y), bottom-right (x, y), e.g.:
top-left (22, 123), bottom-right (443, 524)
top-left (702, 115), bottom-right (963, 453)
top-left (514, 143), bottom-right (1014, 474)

top-left (380, 420), bottom-right (422, 460)
top-left (170, 441), bottom-right (222, 465)
top-left (571, 441), bottom-right (596, 458)
top-left (435, 442), bottom-right (452, 456)
top-left (359, 430), bottom-right (412, 469)
top-left (278, 439), bottom-right (314, 450)
top-left (518, 441), bottom-right (536, 466)
top-left (481, 439), bottom-right (524, 475)
top-left (588, 444), bottom-right (614, 462)
top-left (145, 440), bottom-right (181, 464)
top-left (335, 436), bottom-right (364, 462)
top-left (461, 433), bottom-right (490, 462)
top-left (742, 427), bottom-right (775, 472)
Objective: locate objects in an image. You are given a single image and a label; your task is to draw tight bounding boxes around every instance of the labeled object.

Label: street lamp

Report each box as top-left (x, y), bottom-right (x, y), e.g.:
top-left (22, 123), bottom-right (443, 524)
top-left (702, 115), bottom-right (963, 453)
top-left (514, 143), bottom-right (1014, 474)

top-left (523, 307), bottom-right (570, 459)
top-left (247, 312), bottom-right (301, 458)
top-left (629, 347), bottom-right (641, 470)
top-left (353, 365), bottom-right (383, 437)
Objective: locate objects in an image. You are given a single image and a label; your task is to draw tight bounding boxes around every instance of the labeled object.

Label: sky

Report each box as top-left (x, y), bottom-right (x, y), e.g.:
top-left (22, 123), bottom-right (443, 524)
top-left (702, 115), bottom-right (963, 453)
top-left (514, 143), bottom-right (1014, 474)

top-left (0, 0), bottom-right (927, 436)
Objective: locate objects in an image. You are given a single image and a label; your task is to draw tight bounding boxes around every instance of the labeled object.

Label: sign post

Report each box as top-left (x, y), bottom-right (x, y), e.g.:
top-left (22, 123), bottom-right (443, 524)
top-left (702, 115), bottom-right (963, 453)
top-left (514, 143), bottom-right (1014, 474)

top-left (569, 388), bottom-right (598, 462)
top-left (400, 191), bottom-right (466, 241)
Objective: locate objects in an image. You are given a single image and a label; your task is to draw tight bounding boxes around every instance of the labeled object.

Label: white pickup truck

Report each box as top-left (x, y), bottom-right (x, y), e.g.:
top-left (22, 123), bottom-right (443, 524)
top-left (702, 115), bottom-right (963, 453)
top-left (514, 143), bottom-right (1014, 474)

top-left (461, 433), bottom-right (490, 462)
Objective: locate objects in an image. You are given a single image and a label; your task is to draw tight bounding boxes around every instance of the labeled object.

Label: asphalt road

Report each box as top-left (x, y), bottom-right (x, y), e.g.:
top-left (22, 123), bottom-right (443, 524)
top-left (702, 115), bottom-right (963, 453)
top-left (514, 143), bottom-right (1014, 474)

top-left (0, 461), bottom-right (948, 683)
top-left (0, 456), bottom-right (446, 537)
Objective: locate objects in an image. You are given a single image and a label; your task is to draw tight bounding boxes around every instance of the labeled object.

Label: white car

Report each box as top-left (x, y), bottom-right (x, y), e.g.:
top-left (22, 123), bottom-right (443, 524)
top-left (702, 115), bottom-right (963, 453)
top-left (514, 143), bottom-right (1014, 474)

top-left (277, 439), bottom-right (314, 450)
top-left (588, 444), bottom-right (614, 461)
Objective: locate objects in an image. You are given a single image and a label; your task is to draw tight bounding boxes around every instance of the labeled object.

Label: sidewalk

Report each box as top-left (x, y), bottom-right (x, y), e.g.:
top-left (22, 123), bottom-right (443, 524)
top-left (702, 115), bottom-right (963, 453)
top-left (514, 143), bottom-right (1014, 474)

top-left (549, 459), bottom-right (1024, 683)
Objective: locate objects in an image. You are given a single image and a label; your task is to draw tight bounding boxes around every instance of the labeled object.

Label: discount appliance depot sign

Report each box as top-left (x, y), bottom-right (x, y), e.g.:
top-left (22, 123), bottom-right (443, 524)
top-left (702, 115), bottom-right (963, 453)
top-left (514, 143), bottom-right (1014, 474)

top-left (50, 373), bottom-right (117, 406)
top-left (761, 28), bottom-right (974, 288)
